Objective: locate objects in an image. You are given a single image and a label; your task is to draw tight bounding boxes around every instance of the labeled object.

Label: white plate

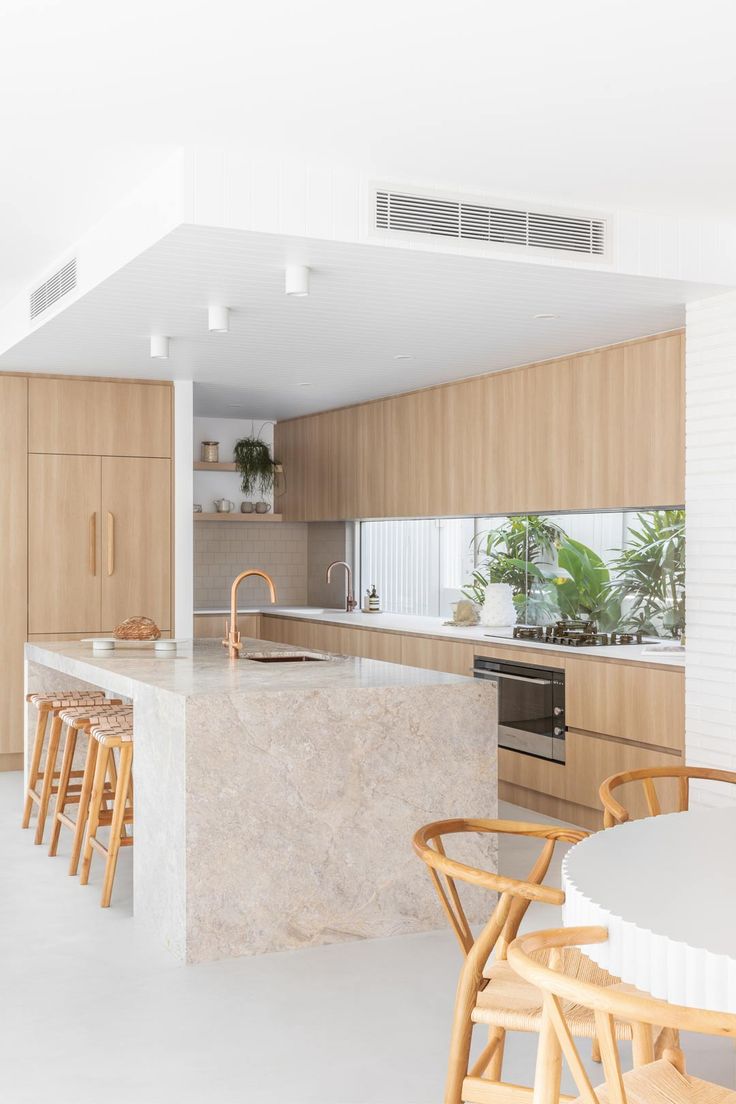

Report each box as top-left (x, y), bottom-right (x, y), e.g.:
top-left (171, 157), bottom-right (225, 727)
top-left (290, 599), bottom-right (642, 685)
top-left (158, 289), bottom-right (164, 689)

top-left (81, 638), bottom-right (186, 652)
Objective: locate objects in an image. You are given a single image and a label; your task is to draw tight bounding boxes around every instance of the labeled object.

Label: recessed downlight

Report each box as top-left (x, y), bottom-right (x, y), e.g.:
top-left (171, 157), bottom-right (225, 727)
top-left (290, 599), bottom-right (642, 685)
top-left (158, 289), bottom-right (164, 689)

top-left (393, 353), bottom-right (413, 360)
top-left (533, 313), bottom-right (558, 320)
top-left (298, 382), bottom-right (312, 388)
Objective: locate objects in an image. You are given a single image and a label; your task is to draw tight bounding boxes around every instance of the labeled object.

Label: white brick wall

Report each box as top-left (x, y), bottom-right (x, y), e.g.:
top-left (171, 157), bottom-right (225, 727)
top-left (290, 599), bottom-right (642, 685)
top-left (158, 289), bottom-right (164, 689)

top-left (686, 290), bottom-right (736, 805)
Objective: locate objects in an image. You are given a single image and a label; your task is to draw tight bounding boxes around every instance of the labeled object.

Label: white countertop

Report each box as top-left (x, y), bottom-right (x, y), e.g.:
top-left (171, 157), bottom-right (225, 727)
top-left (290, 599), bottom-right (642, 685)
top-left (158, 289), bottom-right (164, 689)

top-left (193, 605), bottom-right (685, 668)
top-left (25, 638), bottom-right (472, 700)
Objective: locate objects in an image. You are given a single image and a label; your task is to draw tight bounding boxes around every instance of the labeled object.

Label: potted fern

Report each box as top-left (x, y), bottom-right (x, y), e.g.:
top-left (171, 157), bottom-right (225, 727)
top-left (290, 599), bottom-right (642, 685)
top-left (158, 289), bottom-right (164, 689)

top-left (233, 435), bottom-right (277, 497)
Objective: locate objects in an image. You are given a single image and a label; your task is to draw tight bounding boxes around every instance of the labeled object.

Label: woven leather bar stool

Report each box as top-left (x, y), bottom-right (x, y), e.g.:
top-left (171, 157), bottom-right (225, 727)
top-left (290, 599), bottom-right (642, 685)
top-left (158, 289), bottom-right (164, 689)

top-left (23, 691), bottom-right (107, 845)
top-left (80, 715), bottom-right (134, 907)
top-left (68, 709), bottom-right (133, 876)
top-left (48, 701), bottom-right (131, 860)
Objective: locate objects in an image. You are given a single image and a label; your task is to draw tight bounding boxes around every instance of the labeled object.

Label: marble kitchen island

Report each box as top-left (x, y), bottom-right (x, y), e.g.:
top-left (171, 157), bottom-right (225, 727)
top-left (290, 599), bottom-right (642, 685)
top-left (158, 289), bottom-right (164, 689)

top-left (25, 639), bottom-right (497, 964)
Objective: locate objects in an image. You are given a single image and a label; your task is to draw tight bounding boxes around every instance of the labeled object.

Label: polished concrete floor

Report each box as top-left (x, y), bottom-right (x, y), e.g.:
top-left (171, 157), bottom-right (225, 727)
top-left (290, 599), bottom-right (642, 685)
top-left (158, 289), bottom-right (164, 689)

top-left (1, 771), bottom-right (733, 1104)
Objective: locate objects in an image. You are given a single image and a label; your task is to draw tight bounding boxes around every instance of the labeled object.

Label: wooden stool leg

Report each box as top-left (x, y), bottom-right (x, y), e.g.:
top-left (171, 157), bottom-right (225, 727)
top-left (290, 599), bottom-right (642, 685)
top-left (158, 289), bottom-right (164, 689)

top-left (484, 1027), bottom-right (506, 1081)
top-left (48, 725), bottom-right (78, 856)
top-left (632, 1022), bottom-right (655, 1068)
top-left (69, 737), bottom-right (97, 876)
top-left (100, 743), bottom-right (133, 908)
top-left (79, 743), bottom-right (109, 885)
top-left (533, 1008), bottom-right (562, 1104)
top-left (34, 714), bottom-right (63, 845)
top-left (22, 707), bottom-right (48, 828)
top-left (591, 1036), bottom-right (601, 1062)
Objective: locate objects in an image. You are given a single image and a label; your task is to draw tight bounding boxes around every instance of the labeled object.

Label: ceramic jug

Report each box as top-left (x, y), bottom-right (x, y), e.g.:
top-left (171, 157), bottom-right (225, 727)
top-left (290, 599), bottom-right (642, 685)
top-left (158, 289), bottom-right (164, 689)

top-left (213, 498), bottom-right (235, 513)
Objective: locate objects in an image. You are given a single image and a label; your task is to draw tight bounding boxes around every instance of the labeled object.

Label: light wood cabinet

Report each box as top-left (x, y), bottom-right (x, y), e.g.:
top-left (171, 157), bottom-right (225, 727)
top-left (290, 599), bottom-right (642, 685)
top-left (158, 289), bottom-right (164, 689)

top-left (259, 615), bottom-right (312, 647)
top-left (566, 658), bottom-right (684, 752)
top-left (346, 627), bottom-right (402, 663)
top-left (28, 455), bottom-right (172, 634)
top-left (100, 457), bottom-right (171, 631)
top-left (0, 377), bottom-right (28, 764)
top-left (29, 378), bottom-right (172, 458)
top-left (28, 454), bottom-right (102, 634)
top-left (194, 614), bottom-right (260, 640)
top-left (400, 635), bottom-right (474, 676)
top-left (275, 331), bottom-right (684, 520)
top-left (1, 373), bottom-right (173, 768)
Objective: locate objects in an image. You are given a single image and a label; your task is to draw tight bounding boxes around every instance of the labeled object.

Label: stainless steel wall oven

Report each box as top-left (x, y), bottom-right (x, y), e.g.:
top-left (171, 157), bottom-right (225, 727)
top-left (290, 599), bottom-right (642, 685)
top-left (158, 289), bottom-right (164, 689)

top-left (473, 654), bottom-right (566, 763)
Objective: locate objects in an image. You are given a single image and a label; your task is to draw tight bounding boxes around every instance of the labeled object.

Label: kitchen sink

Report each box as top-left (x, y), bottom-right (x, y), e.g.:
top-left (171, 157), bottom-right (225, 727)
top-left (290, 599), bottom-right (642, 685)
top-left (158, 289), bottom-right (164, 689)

top-left (245, 651), bottom-right (329, 663)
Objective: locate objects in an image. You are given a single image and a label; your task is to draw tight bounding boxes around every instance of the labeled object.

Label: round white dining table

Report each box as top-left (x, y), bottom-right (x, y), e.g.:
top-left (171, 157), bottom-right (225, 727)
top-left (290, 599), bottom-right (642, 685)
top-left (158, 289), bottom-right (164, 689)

top-left (562, 807), bottom-right (736, 1013)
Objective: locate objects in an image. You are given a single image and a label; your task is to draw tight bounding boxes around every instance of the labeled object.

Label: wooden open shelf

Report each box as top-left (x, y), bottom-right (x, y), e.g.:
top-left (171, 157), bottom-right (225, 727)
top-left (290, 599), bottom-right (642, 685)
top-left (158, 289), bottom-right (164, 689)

top-left (194, 461), bottom-right (283, 473)
top-left (194, 512), bottom-right (283, 523)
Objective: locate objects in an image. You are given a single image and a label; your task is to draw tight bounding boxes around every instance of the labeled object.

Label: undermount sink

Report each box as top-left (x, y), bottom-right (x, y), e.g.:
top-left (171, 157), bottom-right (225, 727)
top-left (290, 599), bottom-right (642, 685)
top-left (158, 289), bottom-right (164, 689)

top-left (245, 651), bottom-right (330, 663)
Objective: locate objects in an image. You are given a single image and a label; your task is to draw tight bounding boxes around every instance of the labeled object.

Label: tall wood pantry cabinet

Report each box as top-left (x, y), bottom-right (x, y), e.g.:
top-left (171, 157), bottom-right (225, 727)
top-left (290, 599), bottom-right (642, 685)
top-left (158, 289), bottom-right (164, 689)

top-left (0, 375), bottom-right (174, 769)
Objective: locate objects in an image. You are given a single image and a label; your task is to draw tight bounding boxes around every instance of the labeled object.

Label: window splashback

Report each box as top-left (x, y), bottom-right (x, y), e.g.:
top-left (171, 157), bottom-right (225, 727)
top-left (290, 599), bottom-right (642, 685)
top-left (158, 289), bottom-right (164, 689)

top-left (360, 510), bottom-right (685, 639)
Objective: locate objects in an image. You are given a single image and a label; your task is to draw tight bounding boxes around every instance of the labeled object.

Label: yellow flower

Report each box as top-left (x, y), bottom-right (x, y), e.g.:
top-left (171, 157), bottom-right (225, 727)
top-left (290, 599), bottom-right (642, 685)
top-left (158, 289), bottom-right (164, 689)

top-left (553, 576), bottom-right (567, 586)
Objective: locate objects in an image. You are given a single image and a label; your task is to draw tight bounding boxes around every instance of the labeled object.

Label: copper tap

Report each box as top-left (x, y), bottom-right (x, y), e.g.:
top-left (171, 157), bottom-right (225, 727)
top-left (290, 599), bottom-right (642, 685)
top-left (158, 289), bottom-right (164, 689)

top-left (224, 570), bottom-right (277, 658)
top-left (326, 560), bottom-right (357, 613)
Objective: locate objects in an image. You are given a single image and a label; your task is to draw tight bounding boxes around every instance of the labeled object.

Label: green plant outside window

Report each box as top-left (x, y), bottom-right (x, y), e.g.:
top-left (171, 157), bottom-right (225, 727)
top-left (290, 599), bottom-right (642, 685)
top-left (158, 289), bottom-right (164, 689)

top-left (463, 509), bottom-right (684, 639)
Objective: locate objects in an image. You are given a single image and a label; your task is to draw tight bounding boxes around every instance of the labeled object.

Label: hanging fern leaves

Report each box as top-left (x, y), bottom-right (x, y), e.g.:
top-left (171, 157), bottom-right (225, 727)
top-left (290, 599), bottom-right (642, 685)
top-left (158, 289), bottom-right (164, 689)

top-left (233, 437), bottom-right (276, 497)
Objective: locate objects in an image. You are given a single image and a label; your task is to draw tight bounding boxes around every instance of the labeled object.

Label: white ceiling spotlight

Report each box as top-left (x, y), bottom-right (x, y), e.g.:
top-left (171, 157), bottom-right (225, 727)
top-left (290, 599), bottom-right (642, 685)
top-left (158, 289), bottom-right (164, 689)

top-left (208, 305), bottom-right (230, 333)
top-left (285, 264), bottom-right (310, 297)
top-left (393, 353), bottom-right (413, 360)
top-left (533, 313), bottom-right (559, 320)
top-left (150, 335), bottom-right (170, 359)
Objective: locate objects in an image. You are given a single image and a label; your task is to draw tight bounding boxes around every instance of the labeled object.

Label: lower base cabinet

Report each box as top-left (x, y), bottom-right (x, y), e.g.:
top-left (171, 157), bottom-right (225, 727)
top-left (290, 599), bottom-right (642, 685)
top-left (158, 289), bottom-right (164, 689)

top-left (253, 615), bottom-right (685, 830)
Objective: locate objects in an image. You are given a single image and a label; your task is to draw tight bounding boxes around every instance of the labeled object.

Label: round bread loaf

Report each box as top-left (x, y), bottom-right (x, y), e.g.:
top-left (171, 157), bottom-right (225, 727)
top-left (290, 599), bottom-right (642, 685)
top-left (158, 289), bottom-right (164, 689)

top-left (113, 616), bottom-right (161, 641)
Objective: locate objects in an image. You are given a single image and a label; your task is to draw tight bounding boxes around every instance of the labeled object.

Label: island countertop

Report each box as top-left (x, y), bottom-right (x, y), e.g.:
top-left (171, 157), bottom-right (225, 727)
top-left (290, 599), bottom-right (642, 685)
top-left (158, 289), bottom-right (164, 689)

top-left (25, 638), bottom-right (469, 701)
top-left (25, 638), bottom-right (497, 965)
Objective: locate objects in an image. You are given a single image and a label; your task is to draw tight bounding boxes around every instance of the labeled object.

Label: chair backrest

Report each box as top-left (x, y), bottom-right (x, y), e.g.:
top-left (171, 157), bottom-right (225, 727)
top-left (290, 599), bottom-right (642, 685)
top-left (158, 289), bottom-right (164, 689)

top-left (413, 818), bottom-right (586, 961)
top-left (599, 766), bottom-right (736, 827)
top-left (507, 926), bottom-right (736, 1104)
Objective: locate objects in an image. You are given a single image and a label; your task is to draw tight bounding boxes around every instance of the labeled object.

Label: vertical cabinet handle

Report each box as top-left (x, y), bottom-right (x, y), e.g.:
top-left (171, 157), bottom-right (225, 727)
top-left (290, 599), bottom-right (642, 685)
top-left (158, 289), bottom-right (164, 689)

top-left (107, 512), bottom-right (115, 576)
top-left (89, 513), bottom-right (97, 575)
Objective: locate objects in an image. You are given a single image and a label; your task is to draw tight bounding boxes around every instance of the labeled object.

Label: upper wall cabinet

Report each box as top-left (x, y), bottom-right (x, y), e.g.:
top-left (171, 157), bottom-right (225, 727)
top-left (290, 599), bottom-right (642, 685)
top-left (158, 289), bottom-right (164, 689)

top-left (274, 332), bottom-right (684, 521)
top-left (29, 378), bottom-right (172, 458)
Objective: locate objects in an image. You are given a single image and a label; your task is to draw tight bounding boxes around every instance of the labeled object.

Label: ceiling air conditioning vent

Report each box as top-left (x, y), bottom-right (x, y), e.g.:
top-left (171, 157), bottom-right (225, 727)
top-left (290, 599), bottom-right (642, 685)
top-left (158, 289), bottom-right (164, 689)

top-left (29, 258), bottom-right (77, 320)
top-left (374, 190), bottom-right (607, 258)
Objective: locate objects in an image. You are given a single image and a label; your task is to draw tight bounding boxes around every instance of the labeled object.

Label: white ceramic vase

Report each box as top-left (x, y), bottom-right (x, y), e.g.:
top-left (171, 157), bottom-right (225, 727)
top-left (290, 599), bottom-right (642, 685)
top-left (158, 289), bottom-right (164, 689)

top-left (479, 583), bottom-right (516, 629)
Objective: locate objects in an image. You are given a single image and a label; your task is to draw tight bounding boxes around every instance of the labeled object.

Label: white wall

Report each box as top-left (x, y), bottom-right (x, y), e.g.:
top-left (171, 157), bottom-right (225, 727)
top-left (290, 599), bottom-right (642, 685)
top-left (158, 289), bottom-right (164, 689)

top-left (174, 381), bottom-right (194, 638)
top-left (193, 416), bottom-right (277, 512)
top-left (685, 290), bottom-right (736, 805)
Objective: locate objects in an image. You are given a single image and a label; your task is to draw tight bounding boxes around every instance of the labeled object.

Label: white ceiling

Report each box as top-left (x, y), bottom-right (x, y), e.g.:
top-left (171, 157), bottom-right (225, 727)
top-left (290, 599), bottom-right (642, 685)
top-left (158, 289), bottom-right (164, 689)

top-left (0, 225), bottom-right (718, 419)
top-left (3, 0), bottom-right (736, 305)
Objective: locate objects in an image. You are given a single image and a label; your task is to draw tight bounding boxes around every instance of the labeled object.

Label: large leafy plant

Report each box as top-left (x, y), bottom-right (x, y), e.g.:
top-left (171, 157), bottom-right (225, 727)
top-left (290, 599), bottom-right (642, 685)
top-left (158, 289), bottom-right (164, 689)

top-left (605, 510), bottom-right (685, 638)
top-left (554, 537), bottom-right (621, 631)
top-left (464, 515), bottom-right (565, 623)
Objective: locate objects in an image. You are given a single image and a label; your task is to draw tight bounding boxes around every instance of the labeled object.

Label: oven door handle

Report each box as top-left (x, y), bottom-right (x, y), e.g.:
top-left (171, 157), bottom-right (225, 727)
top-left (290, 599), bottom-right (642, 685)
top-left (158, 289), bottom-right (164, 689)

top-left (473, 669), bottom-right (552, 686)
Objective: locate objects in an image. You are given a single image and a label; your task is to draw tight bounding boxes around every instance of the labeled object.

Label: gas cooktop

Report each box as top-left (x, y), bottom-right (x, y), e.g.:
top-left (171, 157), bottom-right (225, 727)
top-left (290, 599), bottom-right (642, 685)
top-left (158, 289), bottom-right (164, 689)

top-left (509, 619), bottom-right (644, 648)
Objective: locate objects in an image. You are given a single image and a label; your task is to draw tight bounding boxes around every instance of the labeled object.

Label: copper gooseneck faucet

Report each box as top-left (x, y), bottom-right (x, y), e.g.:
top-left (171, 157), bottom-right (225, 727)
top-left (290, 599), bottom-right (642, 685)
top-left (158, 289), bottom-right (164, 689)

top-left (326, 560), bottom-right (357, 613)
top-left (223, 569), bottom-right (277, 658)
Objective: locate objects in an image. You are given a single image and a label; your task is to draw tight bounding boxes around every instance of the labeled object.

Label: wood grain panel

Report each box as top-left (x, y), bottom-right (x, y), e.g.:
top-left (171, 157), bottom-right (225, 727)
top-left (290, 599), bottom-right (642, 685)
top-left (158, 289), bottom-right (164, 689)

top-left (194, 614), bottom-right (260, 639)
top-left (564, 732), bottom-right (681, 815)
top-left (273, 331), bottom-right (684, 520)
top-left (400, 635), bottom-right (474, 676)
top-left (344, 627), bottom-right (403, 663)
top-left (566, 659), bottom-right (684, 751)
top-left (28, 454), bottom-right (102, 634)
top-left (259, 615), bottom-right (314, 648)
top-left (499, 732), bottom-right (682, 817)
top-left (29, 378), bottom-right (172, 458)
top-left (101, 457), bottom-right (171, 631)
top-left (0, 377), bottom-right (27, 755)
